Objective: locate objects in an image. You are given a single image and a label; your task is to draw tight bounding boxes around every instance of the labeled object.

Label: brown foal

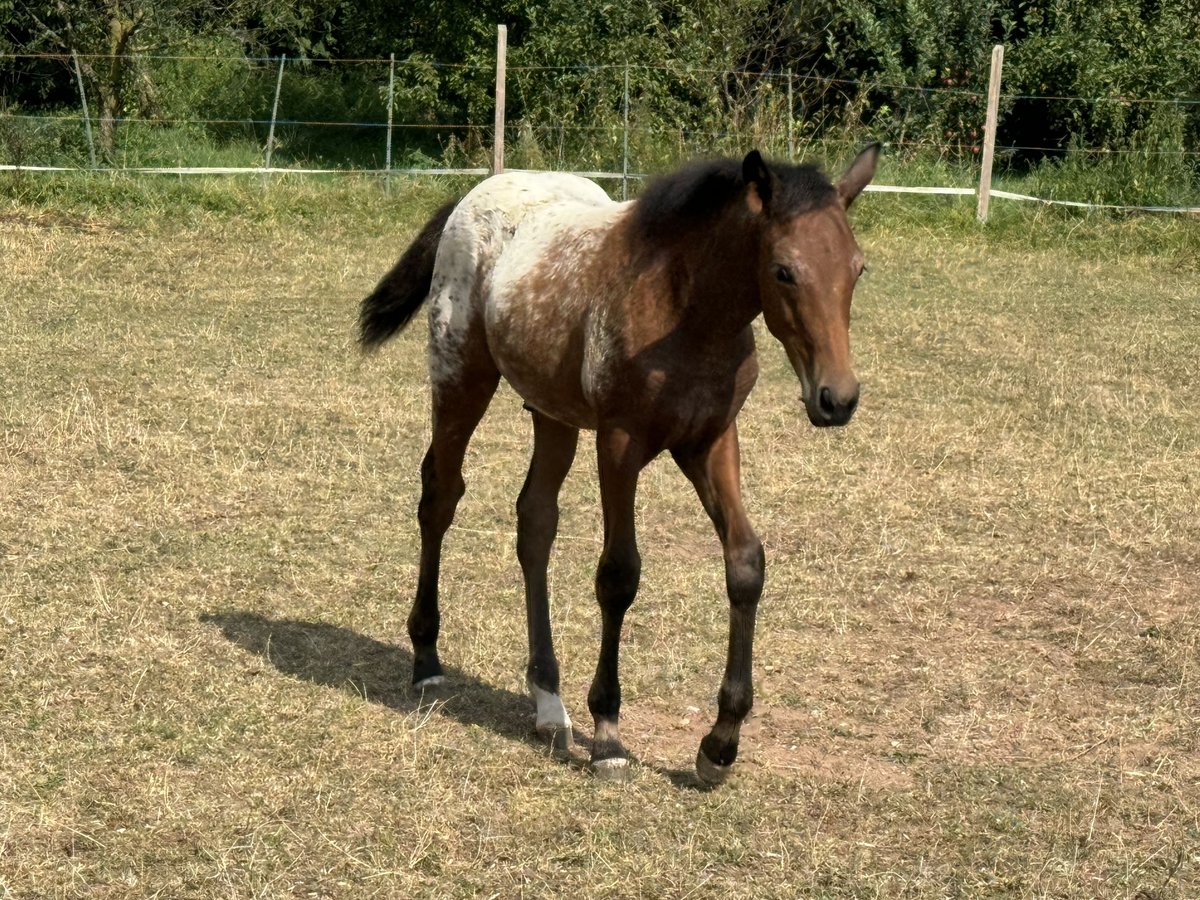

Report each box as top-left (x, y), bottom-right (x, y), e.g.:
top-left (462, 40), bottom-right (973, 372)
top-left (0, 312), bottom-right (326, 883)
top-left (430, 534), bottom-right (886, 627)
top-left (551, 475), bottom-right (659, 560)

top-left (359, 145), bottom-right (880, 784)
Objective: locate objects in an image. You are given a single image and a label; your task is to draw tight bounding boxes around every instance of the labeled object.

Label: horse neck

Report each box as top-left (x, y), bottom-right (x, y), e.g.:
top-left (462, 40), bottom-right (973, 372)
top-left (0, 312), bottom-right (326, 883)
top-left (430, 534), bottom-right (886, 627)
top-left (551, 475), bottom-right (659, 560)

top-left (673, 206), bottom-right (763, 335)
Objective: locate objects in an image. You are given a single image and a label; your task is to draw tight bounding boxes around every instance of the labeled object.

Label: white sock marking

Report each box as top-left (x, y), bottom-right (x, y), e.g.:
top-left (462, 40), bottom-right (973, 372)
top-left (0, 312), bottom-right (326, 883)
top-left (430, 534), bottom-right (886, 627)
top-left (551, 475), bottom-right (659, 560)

top-left (528, 682), bottom-right (571, 731)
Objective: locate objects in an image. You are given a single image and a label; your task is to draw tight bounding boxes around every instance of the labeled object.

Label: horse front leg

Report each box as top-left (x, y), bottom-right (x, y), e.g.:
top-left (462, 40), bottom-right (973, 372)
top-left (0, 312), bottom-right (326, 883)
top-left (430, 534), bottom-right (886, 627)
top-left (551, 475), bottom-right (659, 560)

top-left (588, 427), bottom-right (646, 779)
top-left (673, 423), bottom-right (765, 785)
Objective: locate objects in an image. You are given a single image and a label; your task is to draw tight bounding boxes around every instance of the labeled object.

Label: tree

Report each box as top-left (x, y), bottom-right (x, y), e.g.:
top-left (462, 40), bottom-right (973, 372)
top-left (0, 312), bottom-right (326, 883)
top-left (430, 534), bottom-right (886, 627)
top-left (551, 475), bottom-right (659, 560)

top-left (1, 0), bottom-right (347, 159)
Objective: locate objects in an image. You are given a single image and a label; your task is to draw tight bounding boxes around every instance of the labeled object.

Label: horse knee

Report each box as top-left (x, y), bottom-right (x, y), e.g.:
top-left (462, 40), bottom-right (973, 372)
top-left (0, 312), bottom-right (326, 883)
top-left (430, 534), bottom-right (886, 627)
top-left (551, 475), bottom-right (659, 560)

top-left (596, 548), bottom-right (641, 613)
top-left (515, 485), bottom-right (541, 526)
top-left (515, 489), bottom-right (558, 559)
top-left (725, 537), bottom-right (764, 608)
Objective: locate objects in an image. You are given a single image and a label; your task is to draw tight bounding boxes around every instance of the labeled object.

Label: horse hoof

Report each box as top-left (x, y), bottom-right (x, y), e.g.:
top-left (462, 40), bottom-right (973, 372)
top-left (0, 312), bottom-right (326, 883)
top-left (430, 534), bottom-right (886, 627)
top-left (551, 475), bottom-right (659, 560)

top-left (413, 675), bottom-right (446, 691)
top-left (592, 757), bottom-right (630, 782)
top-left (537, 724), bottom-right (574, 752)
top-left (695, 750), bottom-right (732, 786)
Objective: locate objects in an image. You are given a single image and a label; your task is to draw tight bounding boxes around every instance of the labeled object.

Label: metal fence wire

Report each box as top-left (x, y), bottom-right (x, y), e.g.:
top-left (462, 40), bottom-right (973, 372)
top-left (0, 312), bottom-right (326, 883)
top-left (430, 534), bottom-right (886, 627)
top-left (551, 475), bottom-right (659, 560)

top-left (1, 46), bottom-right (1198, 216)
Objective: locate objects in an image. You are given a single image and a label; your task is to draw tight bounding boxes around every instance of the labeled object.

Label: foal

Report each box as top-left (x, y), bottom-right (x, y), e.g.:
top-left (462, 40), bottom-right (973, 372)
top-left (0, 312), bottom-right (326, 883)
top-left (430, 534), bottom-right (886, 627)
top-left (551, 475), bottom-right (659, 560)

top-left (360, 146), bottom-right (879, 783)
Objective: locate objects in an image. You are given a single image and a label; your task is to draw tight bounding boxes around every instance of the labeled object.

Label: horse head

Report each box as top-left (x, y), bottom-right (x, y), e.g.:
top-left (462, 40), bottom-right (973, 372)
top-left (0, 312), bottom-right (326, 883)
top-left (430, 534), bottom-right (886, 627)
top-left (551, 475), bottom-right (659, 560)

top-left (743, 144), bottom-right (879, 427)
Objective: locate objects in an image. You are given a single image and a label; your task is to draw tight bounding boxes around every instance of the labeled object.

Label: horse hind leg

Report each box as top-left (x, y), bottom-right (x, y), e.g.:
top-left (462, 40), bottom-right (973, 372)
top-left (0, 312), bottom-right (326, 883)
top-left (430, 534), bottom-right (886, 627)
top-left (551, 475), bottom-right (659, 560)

top-left (408, 334), bottom-right (499, 688)
top-left (516, 409), bottom-right (579, 750)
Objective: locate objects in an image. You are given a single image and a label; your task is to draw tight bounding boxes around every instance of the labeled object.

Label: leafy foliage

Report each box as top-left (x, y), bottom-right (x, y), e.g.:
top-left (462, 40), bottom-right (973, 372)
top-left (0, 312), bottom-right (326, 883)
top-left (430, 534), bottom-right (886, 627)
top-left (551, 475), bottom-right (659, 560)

top-left (1, 0), bottom-right (1196, 201)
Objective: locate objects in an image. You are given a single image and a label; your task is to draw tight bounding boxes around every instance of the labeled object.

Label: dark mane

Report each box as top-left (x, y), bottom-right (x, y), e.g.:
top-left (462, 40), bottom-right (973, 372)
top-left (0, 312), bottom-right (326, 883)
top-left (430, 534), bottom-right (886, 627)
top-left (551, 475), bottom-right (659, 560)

top-left (628, 155), bottom-right (838, 245)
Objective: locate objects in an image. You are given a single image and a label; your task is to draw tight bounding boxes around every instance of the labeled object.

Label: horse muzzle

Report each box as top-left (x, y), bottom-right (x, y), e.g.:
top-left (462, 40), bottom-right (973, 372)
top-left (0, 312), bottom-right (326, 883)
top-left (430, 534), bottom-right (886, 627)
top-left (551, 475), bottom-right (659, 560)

top-left (805, 382), bottom-right (860, 428)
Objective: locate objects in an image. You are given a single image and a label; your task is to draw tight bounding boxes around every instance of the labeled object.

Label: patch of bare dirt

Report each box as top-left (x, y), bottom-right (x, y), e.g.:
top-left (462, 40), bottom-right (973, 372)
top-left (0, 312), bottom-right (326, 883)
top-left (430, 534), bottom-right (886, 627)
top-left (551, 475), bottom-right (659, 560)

top-left (622, 702), bottom-right (917, 790)
top-left (0, 211), bottom-right (117, 231)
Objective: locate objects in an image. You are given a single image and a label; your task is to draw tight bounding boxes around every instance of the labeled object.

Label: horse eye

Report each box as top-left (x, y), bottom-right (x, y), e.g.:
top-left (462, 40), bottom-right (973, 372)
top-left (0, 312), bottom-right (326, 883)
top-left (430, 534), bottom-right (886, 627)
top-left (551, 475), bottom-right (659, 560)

top-left (774, 264), bottom-right (795, 285)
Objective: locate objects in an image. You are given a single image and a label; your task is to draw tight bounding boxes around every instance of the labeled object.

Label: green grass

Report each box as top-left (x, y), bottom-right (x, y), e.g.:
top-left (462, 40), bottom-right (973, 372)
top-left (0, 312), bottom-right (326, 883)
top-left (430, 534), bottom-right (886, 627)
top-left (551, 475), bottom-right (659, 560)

top-left (1, 177), bottom-right (1199, 898)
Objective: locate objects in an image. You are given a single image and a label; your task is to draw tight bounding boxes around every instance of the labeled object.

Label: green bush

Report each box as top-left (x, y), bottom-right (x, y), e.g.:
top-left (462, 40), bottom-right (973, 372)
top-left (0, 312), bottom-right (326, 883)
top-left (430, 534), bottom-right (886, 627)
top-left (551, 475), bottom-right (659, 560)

top-left (1, 2), bottom-right (1196, 205)
top-left (1022, 104), bottom-right (1199, 208)
top-left (0, 101), bottom-right (91, 168)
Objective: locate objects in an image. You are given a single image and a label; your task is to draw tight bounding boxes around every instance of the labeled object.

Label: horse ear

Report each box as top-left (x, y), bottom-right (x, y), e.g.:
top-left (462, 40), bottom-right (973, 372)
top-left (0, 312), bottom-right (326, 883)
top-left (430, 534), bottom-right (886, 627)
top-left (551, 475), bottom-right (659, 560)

top-left (742, 150), bottom-right (773, 215)
top-left (837, 142), bottom-right (881, 208)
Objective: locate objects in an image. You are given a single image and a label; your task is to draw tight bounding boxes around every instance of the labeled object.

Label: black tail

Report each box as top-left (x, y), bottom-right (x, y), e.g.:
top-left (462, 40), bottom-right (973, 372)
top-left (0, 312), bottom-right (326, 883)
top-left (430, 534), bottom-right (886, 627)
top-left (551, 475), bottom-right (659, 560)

top-left (358, 199), bottom-right (458, 351)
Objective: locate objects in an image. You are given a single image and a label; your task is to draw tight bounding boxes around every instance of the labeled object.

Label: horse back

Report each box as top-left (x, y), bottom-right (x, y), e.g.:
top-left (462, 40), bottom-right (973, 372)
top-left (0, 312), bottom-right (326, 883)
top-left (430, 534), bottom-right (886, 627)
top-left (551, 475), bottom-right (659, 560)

top-left (486, 183), bottom-right (632, 429)
top-left (425, 172), bottom-right (613, 391)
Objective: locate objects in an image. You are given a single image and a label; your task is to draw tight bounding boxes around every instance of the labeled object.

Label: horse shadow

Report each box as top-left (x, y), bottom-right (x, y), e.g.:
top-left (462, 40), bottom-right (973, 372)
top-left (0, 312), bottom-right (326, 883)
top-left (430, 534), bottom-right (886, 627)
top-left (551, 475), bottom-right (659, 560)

top-left (201, 611), bottom-right (705, 788)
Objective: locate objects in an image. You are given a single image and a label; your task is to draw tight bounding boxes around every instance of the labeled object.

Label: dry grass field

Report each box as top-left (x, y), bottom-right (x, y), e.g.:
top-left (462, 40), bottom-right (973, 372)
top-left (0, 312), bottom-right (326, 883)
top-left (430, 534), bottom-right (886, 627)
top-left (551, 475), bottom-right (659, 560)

top-left (2, 180), bottom-right (1199, 898)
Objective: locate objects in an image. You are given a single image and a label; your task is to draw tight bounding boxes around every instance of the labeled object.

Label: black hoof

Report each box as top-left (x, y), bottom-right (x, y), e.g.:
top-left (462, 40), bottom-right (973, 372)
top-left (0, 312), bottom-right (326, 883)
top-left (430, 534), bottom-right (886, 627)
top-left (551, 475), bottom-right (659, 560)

top-left (536, 724), bottom-right (574, 753)
top-left (411, 648), bottom-right (443, 687)
top-left (592, 757), bottom-right (631, 782)
top-left (695, 749), bottom-right (732, 786)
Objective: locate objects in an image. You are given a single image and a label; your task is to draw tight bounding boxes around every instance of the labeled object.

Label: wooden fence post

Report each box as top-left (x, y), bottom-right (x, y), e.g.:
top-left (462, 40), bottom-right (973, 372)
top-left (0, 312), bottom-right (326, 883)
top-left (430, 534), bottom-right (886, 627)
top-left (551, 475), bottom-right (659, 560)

top-left (493, 25), bottom-right (507, 174)
top-left (787, 70), bottom-right (795, 160)
top-left (977, 44), bottom-right (1004, 223)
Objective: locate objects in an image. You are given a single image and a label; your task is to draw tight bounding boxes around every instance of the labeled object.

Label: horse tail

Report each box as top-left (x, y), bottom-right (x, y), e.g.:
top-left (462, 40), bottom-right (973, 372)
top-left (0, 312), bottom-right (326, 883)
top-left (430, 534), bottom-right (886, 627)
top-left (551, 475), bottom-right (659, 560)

top-left (358, 199), bottom-right (458, 351)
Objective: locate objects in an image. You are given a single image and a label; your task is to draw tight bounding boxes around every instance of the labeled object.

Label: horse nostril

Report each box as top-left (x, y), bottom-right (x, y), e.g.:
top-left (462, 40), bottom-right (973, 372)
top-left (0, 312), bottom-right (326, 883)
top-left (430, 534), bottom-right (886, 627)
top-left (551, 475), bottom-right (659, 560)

top-left (818, 386), bottom-right (836, 418)
top-left (846, 392), bottom-right (859, 416)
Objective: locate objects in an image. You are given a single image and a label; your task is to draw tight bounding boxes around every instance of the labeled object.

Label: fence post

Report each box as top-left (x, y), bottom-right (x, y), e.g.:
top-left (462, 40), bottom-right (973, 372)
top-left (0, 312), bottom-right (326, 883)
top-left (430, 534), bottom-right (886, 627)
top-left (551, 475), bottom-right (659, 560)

top-left (493, 25), bottom-right (507, 174)
top-left (622, 64), bottom-right (630, 200)
top-left (385, 52), bottom-right (395, 194)
top-left (787, 72), bottom-right (796, 162)
top-left (976, 44), bottom-right (1004, 223)
top-left (263, 54), bottom-right (286, 184)
top-left (71, 52), bottom-right (97, 169)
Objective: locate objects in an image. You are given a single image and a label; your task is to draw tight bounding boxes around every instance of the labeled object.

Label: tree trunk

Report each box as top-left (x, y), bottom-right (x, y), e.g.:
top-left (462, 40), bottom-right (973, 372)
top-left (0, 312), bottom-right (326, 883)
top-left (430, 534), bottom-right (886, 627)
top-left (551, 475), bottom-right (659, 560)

top-left (96, 7), bottom-right (143, 161)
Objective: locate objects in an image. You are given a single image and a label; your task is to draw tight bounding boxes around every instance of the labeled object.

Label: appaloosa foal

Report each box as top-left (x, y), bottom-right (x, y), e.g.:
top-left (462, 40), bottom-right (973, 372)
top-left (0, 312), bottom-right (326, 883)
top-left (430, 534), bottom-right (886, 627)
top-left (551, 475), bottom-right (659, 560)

top-left (359, 146), bottom-right (879, 783)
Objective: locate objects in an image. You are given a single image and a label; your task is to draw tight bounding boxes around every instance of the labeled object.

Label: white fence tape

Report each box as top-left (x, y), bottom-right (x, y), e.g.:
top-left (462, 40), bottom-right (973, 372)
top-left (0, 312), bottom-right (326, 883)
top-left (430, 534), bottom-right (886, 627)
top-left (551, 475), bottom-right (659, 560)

top-left (2, 164), bottom-right (1198, 213)
top-left (864, 185), bottom-right (975, 196)
top-left (987, 188), bottom-right (1200, 214)
top-left (0, 164), bottom-right (490, 176)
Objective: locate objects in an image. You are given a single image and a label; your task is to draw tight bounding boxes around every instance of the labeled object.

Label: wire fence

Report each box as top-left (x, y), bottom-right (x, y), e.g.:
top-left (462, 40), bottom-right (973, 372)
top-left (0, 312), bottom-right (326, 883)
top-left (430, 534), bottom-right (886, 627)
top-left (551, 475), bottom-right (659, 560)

top-left (1, 49), bottom-right (1198, 214)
